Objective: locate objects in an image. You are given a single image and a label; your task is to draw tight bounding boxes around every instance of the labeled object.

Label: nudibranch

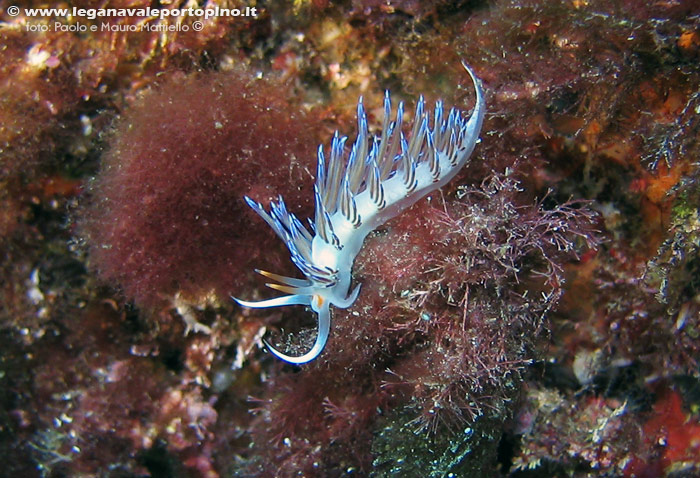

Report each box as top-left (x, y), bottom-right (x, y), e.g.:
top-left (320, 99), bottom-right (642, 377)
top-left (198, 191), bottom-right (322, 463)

top-left (233, 63), bottom-right (485, 364)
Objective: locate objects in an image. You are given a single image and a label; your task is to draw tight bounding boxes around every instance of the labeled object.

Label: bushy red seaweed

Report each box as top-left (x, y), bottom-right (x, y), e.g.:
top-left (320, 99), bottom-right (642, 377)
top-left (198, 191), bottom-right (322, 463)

top-left (242, 171), bottom-right (596, 476)
top-left (83, 68), bottom-right (321, 308)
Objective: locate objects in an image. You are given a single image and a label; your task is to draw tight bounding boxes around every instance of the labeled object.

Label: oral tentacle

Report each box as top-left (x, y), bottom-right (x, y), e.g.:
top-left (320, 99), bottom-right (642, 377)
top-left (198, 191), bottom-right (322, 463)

top-left (231, 294), bottom-right (311, 309)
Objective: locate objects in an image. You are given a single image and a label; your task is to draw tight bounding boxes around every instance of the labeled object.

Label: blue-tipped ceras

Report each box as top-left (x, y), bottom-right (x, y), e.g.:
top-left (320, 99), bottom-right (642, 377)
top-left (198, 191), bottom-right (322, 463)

top-left (234, 63), bottom-right (485, 364)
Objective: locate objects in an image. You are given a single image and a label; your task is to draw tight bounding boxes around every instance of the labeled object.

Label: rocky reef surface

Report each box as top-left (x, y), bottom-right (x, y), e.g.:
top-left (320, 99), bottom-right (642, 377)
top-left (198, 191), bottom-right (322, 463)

top-left (1, 0), bottom-right (699, 476)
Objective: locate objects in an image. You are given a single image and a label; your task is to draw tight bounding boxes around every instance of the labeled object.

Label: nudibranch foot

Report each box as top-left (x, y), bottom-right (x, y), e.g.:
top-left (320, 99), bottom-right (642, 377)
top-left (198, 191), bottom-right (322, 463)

top-left (235, 62), bottom-right (485, 364)
top-left (261, 301), bottom-right (331, 364)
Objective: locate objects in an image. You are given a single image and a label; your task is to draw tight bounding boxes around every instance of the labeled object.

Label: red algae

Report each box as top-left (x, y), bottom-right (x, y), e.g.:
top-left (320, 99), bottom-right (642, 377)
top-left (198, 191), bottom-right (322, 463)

top-left (637, 391), bottom-right (700, 473)
top-left (0, 27), bottom-right (83, 180)
top-left (83, 68), bottom-right (320, 308)
top-left (242, 172), bottom-right (596, 477)
top-left (0, 0), bottom-right (261, 184)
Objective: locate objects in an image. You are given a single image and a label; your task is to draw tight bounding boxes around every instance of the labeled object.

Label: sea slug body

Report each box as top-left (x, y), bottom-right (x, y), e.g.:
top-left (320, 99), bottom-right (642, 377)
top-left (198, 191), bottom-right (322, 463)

top-left (233, 63), bottom-right (485, 364)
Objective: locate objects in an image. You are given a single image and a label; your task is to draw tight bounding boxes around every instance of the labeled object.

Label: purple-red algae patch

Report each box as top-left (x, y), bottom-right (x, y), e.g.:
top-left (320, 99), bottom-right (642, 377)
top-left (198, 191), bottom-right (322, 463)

top-left (83, 68), bottom-right (320, 308)
top-left (243, 171), bottom-right (597, 476)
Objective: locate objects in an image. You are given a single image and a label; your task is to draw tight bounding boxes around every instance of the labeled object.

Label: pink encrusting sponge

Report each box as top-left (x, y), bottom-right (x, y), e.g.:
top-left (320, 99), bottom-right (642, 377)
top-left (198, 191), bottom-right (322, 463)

top-left (234, 63), bottom-right (485, 364)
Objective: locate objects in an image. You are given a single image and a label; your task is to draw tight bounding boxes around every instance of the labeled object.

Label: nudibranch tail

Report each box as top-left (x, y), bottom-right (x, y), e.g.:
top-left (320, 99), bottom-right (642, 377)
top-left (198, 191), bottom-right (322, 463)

top-left (234, 62), bottom-right (485, 364)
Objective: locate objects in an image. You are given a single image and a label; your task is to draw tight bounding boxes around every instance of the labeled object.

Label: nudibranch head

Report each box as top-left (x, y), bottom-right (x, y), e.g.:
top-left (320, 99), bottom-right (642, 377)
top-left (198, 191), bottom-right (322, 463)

top-left (233, 63), bottom-right (485, 364)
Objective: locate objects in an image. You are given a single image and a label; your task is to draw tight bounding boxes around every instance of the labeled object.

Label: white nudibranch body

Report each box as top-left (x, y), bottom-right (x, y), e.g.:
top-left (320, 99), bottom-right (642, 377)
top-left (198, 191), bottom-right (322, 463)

top-left (233, 63), bottom-right (485, 364)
